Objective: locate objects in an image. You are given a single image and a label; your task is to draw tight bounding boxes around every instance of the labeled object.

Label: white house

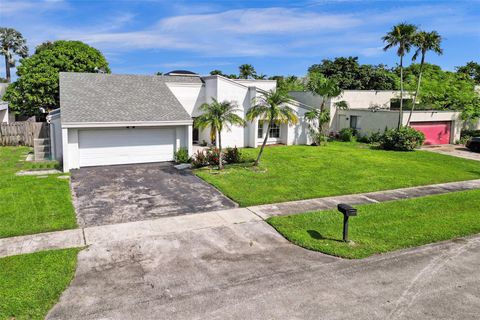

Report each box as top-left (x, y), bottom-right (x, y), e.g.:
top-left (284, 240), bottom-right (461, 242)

top-left (0, 83), bottom-right (14, 123)
top-left (50, 71), bottom-right (471, 172)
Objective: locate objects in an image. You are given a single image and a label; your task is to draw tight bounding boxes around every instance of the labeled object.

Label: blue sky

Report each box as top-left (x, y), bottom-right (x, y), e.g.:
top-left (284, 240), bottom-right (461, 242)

top-left (1, 0), bottom-right (479, 77)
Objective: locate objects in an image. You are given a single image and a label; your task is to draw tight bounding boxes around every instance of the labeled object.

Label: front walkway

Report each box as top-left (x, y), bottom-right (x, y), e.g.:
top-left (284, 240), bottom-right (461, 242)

top-left (422, 144), bottom-right (480, 161)
top-left (2, 179), bottom-right (480, 258)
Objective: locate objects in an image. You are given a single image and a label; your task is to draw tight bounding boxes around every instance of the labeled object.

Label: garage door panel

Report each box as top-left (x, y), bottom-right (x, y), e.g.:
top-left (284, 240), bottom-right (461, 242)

top-left (79, 128), bottom-right (175, 167)
top-left (410, 121), bottom-right (451, 145)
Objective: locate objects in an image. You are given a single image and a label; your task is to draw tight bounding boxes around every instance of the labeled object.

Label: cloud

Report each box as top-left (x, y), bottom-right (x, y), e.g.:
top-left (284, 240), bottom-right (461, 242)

top-left (0, 0), bottom-right (65, 13)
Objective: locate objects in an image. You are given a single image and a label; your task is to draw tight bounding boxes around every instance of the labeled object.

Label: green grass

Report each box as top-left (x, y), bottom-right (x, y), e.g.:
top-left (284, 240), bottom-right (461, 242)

top-left (267, 189), bottom-right (480, 259)
top-left (0, 248), bottom-right (80, 319)
top-left (0, 147), bottom-right (77, 238)
top-left (195, 142), bottom-right (480, 206)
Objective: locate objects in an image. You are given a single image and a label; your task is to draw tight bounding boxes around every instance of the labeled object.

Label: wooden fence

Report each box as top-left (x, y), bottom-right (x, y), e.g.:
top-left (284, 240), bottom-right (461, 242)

top-left (0, 122), bottom-right (49, 147)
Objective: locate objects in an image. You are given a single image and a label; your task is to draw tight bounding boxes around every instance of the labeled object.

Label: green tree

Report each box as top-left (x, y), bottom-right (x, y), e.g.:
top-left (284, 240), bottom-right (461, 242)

top-left (4, 40), bottom-right (110, 116)
top-left (246, 90), bottom-right (298, 166)
top-left (308, 57), bottom-right (398, 90)
top-left (209, 69), bottom-right (224, 76)
top-left (406, 31), bottom-right (443, 125)
top-left (270, 75), bottom-right (305, 93)
top-left (194, 98), bottom-right (245, 169)
top-left (304, 72), bottom-right (342, 145)
top-left (456, 61), bottom-right (480, 84)
top-left (383, 23), bottom-right (418, 128)
top-left (239, 64), bottom-right (256, 79)
top-left (0, 28), bottom-right (28, 82)
top-left (404, 65), bottom-right (480, 121)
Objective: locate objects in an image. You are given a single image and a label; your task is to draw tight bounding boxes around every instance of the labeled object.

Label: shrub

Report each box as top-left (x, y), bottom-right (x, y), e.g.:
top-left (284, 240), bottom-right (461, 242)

top-left (380, 127), bottom-right (425, 151)
top-left (206, 147), bottom-right (220, 165)
top-left (191, 150), bottom-right (208, 168)
top-left (174, 148), bottom-right (189, 163)
top-left (458, 129), bottom-right (480, 144)
top-left (338, 128), bottom-right (356, 142)
top-left (368, 131), bottom-right (382, 144)
top-left (224, 147), bottom-right (242, 164)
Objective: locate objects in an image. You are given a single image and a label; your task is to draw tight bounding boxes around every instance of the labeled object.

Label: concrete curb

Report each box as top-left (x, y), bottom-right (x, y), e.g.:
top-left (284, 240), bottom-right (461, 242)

top-left (1, 179), bottom-right (480, 258)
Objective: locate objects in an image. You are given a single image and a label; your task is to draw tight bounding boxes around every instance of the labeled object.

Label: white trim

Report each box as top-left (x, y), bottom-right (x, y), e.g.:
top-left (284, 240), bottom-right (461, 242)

top-left (165, 82), bottom-right (203, 88)
top-left (62, 120), bottom-right (193, 129)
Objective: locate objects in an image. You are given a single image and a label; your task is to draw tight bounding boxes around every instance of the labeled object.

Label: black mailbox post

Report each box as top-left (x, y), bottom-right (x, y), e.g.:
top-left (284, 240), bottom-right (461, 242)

top-left (337, 203), bottom-right (357, 242)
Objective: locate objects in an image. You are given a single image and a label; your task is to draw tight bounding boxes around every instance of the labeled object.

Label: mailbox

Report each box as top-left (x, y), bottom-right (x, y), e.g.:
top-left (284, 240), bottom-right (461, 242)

top-left (337, 204), bottom-right (357, 217)
top-left (337, 203), bottom-right (358, 242)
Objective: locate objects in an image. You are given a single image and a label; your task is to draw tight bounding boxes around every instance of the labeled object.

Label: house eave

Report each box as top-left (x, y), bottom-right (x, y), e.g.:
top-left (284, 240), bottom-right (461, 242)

top-left (61, 120), bottom-right (193, 129)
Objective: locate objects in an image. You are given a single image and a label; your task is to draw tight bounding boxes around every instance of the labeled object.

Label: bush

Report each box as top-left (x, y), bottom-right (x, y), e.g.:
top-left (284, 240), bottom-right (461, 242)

top-left (224, 147), bottom-right (242, 164)
top-left (206, 147), bottom-right (220, 165)
top-left (458, 129), bottom-right (480, 144)
top-left (358, 131), bottom-right (382, 144)
top-left (174, 148), bottom-right (189, 163)
top-left (380, 127), bottom-right (425, 151)
top-left (338, 128), bottom-right (356, 142)
top-left (191, 150), bottom-right (208, 168)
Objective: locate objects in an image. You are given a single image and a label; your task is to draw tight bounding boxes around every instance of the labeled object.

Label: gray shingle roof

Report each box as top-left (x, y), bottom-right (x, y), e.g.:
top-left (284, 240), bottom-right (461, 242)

top-left (60, 73), bottom-right (199, 123)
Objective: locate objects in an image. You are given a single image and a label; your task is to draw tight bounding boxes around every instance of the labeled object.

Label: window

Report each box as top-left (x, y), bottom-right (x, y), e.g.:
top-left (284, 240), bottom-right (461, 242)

top-left (350, 116), bottom-right (358, 129)
top-left (257, 121), bottom-right (264, 138)
top-left (269, 122), bottom-right (280, 138)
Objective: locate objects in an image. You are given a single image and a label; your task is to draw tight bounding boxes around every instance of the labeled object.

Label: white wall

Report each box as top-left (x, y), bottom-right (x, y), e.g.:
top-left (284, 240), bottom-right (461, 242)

top-left (232, 79), bottom-right (277, 92)
top-left (49, 112), bottom-right (63, 160)
top-left (337, 110), bottom-right (398, 136)
top-left (165, 82), bottom-right (204, 116)
top-left (0, 109), bottom-right (8, 123)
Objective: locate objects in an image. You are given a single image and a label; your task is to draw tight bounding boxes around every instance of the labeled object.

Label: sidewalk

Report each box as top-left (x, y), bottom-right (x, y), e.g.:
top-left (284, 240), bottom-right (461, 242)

top-left (2, 179), bottom-right (480, 258)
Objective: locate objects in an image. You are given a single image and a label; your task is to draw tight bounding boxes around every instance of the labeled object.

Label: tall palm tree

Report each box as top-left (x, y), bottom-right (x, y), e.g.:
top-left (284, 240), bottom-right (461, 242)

top-left (246, 90), bottom-right (298, 166)
top-left (239, 64), bottom-right (256, 79)
top-left (406, 30), bottom-right (443, 125)
top-left (304, 72), bottom-right (342, 145)
top-left (194, 98), bottom-right (245, 169)
top-left (382, 23), bottom-right (417, 128)
top-left (0, 28), bottom-right (28, 82)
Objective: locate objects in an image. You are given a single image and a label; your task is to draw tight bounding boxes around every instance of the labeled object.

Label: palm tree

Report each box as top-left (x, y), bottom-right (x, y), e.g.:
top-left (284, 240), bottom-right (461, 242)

top-left (0, 28), bottom-right (28, 82)
top-left (304, 72), bottom-right (342, 145)
top-left (246, 90), bottom-right (298, 166)
top-left (406, 31), bottom-right (443, 125)
top-left (239, 64), bottom-right (256, 79)
top-left (382, 23), bottom-right (417, 128)
top-left (194, 98), bottom-right (245, 169)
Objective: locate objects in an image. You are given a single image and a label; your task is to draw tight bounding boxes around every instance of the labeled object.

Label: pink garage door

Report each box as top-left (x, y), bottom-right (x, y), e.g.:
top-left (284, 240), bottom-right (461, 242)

top-left (410, 121), bottom-right (451, 145)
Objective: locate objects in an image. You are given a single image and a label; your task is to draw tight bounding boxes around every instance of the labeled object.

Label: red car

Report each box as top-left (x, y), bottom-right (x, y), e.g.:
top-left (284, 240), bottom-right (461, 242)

top-left (466, 137), bottom-right (480, 152)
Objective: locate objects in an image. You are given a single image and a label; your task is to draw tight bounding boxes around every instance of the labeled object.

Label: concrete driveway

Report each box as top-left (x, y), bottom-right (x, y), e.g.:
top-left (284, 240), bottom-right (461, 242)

top-left (70, 163), bottom-right (236, 227)
top-left (422, 144), bottom-right (480, 161)
top-left (47, 219), bottom-right (480, 319)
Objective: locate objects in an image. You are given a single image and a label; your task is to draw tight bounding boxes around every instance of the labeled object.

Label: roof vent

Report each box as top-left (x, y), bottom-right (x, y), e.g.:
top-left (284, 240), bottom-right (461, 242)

top-left (164, 70), bottom-right (199, 76)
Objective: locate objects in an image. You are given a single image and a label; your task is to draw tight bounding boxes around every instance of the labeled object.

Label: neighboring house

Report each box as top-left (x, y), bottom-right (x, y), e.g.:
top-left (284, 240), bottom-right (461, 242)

top-left (0, 83), bottom-right (14, 123)
top-left (290, 90), bottom-right (465, 145)
top-left (50, 71), bottom-right (472, 172)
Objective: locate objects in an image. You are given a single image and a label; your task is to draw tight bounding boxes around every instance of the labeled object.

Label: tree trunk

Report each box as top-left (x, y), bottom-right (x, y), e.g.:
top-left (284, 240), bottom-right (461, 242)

top-left (254, 121), bottom-right (271, 166)
top-left (218, 131), bottom-right (223, 170)
top-left (398, 54), bottom-right (404, 129)
top-left (406, 53), bottom-right (425, 126)
top-left (4, 54), bottom-right (11, 83)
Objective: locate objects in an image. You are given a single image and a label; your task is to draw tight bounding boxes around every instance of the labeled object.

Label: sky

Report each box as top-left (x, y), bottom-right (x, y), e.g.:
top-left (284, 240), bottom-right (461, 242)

top-left (1, 0), bottom-right (479, 78)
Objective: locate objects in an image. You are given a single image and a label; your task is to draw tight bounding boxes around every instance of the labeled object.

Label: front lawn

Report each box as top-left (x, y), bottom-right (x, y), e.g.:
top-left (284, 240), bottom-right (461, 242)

top-left (195, 142), bottom-right (480, 206)
top-left (0, 248), bottom-right (80, 319)
top-left (0, 147), bottom-right (77, 238)
top-left (268, 189), bottom-right (480, 259)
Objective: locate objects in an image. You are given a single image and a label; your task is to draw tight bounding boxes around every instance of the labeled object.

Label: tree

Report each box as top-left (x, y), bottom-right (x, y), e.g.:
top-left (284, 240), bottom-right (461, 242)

top-left (155, 71), bottom-right (163, 75)
top-left (383, 23), bottom-right (418, 128)
top-left (270, 75), bottom-right (305, 93)
top-left (255, 73), bottom-right (267, 80)
top-left (308, 56), bottom-right (398, 90)
top-left (0, 28), bottom-right (28, 82)
top-left (403, 64), bottom-right (480, 121)
top-left (239, 64), bottom-right (256, 79)
top-left (194, 98), bottom-right (245, 169)
top-left (406, 30), bottom-right (443, 125)
top-left (304, 72), bottom-right (342, 145)
top-left (456, 61), bottom-right (480, 84)
top-left (4, 40), bottom-right (110, 116)
top-left (210, 69), bottom-right (224, 76)
top-left (246, 90), bottom-right (298, 166)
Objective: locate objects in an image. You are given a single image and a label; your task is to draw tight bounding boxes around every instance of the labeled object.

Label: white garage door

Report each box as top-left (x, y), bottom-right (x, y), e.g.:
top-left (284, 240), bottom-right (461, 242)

top-left (79, 128), bottom-right (175, 167)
